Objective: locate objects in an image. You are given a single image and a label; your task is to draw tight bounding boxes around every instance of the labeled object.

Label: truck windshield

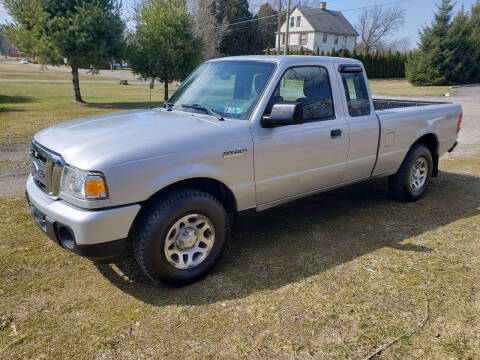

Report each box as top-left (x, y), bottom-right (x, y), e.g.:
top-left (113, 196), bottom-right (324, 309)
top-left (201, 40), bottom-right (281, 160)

top-left (168, 61), bottom-right (276, 120)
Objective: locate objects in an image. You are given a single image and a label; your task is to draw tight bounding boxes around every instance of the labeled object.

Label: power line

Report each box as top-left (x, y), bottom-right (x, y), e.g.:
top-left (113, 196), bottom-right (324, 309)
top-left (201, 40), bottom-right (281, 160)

top-left (229, 11), bottom-right (287, 26)
top-left (215, 0), bottom-right (344, 26)
top-left (214, 0), bottom-right (412, 29)
top-left (339, 0), bottom-right (412, 12)
top-left (215, 0), bottom-right (345, 28)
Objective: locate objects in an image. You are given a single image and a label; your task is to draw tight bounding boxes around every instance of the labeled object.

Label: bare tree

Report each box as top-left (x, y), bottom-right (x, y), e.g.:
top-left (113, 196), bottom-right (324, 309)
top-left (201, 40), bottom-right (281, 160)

top-left (188, 0), bottom-right (229, 60)
top-left (356, 5), bottom-right (405, 53)
top-left (387, 37), bottom-right (411, 53)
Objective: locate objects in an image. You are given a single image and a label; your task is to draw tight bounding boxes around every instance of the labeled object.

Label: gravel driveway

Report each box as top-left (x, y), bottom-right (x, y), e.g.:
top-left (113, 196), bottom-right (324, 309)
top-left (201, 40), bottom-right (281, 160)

top-left (1, 86), bottom-right (479, 198)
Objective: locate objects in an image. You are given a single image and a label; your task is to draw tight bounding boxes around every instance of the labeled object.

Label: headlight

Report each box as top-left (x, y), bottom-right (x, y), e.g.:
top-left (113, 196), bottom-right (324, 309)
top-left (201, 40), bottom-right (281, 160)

top-left (60, 165), bottom-right (108, 200)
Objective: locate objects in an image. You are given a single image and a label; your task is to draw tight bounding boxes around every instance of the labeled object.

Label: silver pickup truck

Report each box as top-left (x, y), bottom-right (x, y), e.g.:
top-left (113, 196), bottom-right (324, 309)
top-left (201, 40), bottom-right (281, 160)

top-left (26, 56), bottom-right (462, 284)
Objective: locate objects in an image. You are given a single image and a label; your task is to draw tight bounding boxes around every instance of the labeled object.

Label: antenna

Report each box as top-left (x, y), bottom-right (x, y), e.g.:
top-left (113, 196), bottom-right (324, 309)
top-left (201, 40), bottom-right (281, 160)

top-left (147, 24), bottom-right (152, 107)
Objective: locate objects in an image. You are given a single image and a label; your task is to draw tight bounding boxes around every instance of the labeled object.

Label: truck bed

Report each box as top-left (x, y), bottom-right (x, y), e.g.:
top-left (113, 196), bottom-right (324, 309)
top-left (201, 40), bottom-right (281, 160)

top-left (373, 98), bottom-right (448, 111)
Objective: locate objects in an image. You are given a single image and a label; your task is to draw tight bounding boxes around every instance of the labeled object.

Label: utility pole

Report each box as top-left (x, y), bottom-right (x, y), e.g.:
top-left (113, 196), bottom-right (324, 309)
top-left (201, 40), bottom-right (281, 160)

top-left (284, 0), bottom-right (291, 55)
top-left (277, 0), bottom-right (281, 55)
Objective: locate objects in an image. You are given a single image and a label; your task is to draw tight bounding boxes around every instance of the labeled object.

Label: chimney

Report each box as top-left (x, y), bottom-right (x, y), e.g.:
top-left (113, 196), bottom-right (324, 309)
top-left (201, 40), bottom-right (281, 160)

top-left (319, 2), bottom-right (326, 9)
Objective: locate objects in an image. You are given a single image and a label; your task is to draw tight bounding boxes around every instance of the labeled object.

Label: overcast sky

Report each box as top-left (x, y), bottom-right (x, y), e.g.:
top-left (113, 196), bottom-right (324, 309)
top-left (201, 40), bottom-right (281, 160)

top-left (1, 0), bottom-right (479, 49)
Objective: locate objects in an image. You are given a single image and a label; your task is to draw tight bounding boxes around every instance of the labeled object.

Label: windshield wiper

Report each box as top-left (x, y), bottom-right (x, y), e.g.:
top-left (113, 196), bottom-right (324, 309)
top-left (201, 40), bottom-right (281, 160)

top-left (181, 103), bottom-right (224, 121)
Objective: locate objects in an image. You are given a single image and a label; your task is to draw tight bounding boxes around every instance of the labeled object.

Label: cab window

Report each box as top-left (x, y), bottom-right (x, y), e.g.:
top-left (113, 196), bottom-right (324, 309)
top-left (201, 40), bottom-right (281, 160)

top-left (340, 72), bottom-right (371, 117)
top-left (265, 66), bottom-right (334, 121)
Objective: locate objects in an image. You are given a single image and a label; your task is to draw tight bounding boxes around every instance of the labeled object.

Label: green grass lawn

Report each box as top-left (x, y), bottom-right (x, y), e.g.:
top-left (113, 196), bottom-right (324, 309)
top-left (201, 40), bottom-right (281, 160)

top-left (0, 63), bottom-right (479, 359)
top-left (369, 79), bottom-right (452, 97)
top-left (1, 157), bottom-right (479, 359)
top-left (0, 63), bottom-right (173, 143)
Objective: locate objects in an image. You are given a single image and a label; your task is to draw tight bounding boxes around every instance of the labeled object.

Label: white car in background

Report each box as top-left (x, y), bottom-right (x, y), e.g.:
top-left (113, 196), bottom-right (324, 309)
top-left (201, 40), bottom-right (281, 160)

top-left (20, 58), bottom-right (28, 64)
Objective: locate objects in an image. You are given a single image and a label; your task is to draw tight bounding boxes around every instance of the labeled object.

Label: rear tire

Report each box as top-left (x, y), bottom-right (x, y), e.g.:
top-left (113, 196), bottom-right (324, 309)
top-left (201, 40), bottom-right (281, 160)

top-left (388, 144), bottom-right (433, 202)
top-left (133, 189), bottom-right (229, 285)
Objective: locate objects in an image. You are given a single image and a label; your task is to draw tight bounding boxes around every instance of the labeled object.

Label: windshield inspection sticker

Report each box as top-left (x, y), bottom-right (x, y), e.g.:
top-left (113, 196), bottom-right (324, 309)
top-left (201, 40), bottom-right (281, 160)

top-left (224, 106), bottom-right (243, 115)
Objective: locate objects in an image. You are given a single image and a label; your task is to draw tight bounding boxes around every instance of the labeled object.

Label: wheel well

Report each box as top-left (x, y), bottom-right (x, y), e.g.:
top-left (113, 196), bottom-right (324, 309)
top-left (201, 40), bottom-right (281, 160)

top-left (412, 133), bottom-right (439, 176)
top-left (144, 178), bottom-right (237, 215)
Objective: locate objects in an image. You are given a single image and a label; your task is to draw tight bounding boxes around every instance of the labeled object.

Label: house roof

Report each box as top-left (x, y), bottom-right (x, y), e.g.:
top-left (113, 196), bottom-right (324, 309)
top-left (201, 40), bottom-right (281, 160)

top-left (296, 6), bottom-right (359, 37)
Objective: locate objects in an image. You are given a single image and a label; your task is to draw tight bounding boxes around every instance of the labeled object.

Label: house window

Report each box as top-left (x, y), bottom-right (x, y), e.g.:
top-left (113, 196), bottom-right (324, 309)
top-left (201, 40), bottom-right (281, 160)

top-left (334, 34), bottom-right (339, 45)
top-left (323, 33), bottom-right (327, 43)
top-left (300, 33), bottom-right (307, 45)
top-left (290, 17), bottom-right (294, 27)
top-left (342, 36), bottom-right (347, 48)
top-left (296, 16), bottom-right (301, 27)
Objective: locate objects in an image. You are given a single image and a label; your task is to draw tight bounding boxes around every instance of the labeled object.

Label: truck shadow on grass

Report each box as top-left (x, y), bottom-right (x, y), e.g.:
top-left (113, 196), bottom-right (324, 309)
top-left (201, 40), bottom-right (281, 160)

top-left (95, 169), bottom-right (480, 305)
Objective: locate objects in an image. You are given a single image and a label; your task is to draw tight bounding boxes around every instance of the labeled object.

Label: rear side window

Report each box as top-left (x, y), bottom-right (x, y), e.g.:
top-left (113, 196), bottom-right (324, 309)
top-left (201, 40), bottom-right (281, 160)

top-left (340, 72), bottom-right (371, 117)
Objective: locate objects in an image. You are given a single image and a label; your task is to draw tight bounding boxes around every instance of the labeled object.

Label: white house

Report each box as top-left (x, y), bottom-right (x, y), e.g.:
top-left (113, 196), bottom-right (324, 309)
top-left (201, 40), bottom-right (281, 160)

top-left (275, 2), bottom-right (358, 53)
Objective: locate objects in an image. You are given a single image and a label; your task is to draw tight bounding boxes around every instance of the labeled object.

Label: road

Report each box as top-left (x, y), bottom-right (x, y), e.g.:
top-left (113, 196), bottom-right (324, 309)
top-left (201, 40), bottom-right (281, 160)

top-left (1, 57), bottom-right (142, 81)
top-left (374, 86), bottom-right (480, 159)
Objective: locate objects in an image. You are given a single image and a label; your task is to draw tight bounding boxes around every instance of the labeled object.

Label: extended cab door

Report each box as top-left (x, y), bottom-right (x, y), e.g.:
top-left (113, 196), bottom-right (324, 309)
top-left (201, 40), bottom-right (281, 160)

top-left (336, 65), bottom-right (380, 181)
top-left (251, 63), bottom-right (350, 208)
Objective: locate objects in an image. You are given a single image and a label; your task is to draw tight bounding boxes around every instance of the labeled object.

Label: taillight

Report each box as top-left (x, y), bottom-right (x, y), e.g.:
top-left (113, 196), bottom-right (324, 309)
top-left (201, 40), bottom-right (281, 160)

top-left (457, 112), bottom-right (463, 133)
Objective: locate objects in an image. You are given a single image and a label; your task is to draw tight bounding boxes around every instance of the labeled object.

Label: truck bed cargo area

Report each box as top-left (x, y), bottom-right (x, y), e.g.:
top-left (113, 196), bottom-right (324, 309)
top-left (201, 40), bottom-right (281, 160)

top-left (373, 98), bottom-right (447, 111)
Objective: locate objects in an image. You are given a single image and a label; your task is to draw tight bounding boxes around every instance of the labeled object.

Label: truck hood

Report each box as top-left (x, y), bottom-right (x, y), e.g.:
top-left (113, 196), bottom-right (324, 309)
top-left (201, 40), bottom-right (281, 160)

top-left (34, 108), bottom-right (241, 169)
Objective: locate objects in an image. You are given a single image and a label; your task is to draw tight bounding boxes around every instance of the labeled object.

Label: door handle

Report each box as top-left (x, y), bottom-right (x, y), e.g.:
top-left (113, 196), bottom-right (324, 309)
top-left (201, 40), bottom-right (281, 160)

top-left (331, 129), bottom-right (342, 138)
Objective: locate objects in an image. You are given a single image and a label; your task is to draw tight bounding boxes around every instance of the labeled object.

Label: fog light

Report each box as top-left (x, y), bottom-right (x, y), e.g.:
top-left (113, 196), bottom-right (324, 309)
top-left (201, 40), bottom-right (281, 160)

top-left (57, 225), bottom-right (75, 250)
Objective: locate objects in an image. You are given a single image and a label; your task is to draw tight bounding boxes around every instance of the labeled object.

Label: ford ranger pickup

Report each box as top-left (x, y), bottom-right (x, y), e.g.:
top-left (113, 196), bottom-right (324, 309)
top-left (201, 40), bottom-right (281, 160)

top-left (26, 56), bottom-right (462, 284)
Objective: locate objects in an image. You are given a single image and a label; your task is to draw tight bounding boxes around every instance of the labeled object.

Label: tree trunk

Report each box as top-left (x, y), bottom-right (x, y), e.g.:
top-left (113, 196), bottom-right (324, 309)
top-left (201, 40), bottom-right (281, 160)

top-left (71, 65), bottom-right (85, 103)
top-left (150, 78), bottom-right (154, 89)
top-left (164, 76), bottom-right (169, 103)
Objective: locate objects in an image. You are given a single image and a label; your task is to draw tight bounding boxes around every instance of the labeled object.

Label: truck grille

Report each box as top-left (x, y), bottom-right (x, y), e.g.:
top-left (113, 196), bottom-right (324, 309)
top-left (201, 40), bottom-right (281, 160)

top-left (30, 140), bottom-right (65, 197)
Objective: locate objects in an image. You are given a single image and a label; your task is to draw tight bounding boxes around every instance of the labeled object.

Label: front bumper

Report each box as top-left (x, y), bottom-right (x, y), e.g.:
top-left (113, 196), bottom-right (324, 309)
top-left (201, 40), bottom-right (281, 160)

top-left (26, 175), bottom-right (141, 260)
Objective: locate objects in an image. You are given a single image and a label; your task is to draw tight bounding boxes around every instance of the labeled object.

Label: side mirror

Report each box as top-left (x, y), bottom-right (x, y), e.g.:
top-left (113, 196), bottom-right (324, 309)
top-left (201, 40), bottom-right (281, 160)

top-left (261, 102), bottom-right (304, 128)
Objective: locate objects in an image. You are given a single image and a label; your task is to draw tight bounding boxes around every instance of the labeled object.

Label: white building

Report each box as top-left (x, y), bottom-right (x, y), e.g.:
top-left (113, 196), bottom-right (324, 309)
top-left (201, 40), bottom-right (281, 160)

top-left (275, 2), bottom-right (358, 53)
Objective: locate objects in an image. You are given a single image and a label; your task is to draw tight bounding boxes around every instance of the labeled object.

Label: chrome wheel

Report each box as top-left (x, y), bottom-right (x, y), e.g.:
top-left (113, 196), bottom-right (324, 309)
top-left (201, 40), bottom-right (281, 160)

top-left (164, 214), bottom-right (215, 270)
top-left (409, 156), bottom-right (428, 192)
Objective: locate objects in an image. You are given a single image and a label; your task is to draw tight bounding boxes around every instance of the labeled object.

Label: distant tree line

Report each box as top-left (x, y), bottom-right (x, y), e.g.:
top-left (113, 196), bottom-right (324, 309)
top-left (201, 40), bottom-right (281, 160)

top-left (406, 0), bottom-right (480, 86)
top-left (265, 46), bottom-right (408, 79)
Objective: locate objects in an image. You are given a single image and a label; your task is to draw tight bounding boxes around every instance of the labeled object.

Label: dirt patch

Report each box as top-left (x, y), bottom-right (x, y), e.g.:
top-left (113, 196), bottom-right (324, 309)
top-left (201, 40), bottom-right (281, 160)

top-left (0, 142), bottom-right (29, 197)
top-left (0, 142), bottom-right (29, 162)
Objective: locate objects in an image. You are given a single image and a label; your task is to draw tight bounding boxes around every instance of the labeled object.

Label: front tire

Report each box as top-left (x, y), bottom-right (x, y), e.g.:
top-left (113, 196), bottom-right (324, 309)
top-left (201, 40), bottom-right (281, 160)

top-left (388, 144), bottom-right (433, 202)
top-left (133, 189), bottom-right (229, 285)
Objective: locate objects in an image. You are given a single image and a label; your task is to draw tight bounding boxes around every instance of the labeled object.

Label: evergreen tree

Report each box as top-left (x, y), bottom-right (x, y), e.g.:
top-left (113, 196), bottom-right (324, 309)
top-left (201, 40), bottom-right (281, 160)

top-left (2, 0), bottom-right (124, 103)
top-left (215, 0), bottom-right (257, 55)
top-left (469, 1), bottom-right (480, 82)
top-left (406, 0), bottom-right (454, 85)
top-left (126, 0), bottom-right (203, 102)
top-left (255, 3), bottom-right (277, 51)
top-left (444, 8), bottom-right (476, 84)
top-left (351, 49), bottom-right (358, 60)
